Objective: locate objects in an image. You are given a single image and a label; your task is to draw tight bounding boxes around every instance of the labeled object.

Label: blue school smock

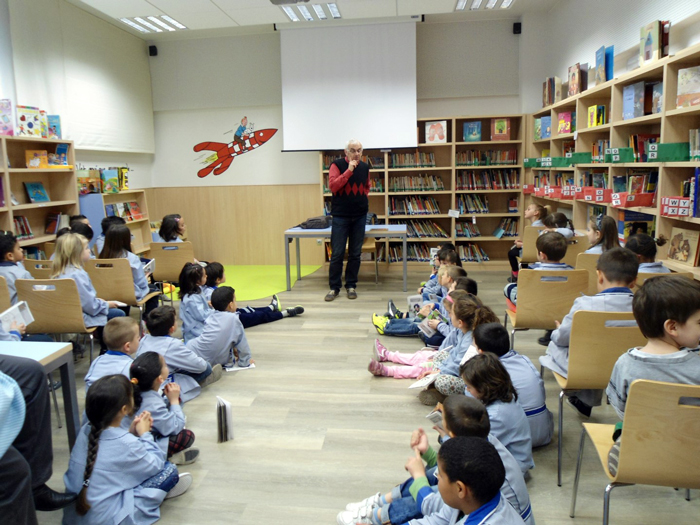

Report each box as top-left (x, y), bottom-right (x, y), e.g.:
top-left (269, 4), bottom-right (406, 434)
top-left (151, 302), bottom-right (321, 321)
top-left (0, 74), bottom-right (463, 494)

top-left (136, 390), bottom-right (186, 455)
top-left (487, 399), bottom-right (534, 474)
top-left (56, 265), bottom-right (108, 327)
top-left (0, 261), bottom-right (32, 304)
top-left (179, 288), bottom-right (212, 342)
top-left (186, 310), bottom-right (252, 367)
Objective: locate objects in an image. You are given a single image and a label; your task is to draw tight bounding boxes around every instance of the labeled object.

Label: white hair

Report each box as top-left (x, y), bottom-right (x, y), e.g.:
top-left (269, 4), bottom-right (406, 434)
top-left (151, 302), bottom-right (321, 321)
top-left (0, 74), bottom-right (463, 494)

top-left (345, 139), bottom-right (362, 150)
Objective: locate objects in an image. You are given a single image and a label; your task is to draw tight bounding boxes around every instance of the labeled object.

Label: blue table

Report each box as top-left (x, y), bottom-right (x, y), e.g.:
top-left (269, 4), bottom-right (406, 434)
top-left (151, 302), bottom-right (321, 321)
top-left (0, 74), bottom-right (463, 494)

top-left (284, 224), bottom-right (408, 292)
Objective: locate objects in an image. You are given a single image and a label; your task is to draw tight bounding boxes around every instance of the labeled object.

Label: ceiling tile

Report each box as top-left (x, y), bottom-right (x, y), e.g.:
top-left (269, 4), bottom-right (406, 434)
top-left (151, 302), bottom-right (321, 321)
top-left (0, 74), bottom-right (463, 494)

top-left (75, 0), bottom-right (163, 18)
top-left (147, 0), bottom-right (238, 29)
top-left (334, 0), bottom-right (397, 19)
top-left (397, 0), bottom-right (456, 16)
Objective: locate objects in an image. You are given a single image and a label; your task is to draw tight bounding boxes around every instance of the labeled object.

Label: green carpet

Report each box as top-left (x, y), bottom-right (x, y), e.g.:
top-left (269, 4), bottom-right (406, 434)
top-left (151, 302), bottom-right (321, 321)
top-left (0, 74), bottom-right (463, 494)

top-left (222, 265), bottom-right (320, 302)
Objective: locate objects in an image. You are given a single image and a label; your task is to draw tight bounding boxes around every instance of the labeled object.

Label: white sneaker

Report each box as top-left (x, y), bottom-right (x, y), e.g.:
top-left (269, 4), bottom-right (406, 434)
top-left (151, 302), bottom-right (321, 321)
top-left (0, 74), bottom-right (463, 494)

top-left (337, 507), bottom-right (373, 525)
top-left (165, 472), bottom-right (192, 499)
top-left (169, 447), bottom-right (200, 465)
top-left (200, 364), bottom-right (223, 387)
top-left (345, 492), bottom-right (381, 512)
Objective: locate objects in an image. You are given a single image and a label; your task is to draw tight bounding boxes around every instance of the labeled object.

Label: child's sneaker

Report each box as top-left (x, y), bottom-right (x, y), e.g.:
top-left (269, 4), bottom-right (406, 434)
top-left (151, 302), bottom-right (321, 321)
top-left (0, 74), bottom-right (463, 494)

top-left (170, 447), bottom-right (200, 466)
top-left (367, 359), bottom-right (387, 376)
top-left (345, 492), bottom-right (381, 512)
top-left (286, 306), bottom-right (304, 317)
top-left (337, 507), bottom-right (374, 525)
top-left (270, 294), bottom-right (281, 311)
top-left (387, 299), bottom-right (402, 319)
top-left (373, 339), bottom-right (388, 361)
top-left (200, 364), bottom-right (223, 388)
top-left (372, 314), bottom-right (388, 335)
top-left (165, 472), bottom-right (192, 499)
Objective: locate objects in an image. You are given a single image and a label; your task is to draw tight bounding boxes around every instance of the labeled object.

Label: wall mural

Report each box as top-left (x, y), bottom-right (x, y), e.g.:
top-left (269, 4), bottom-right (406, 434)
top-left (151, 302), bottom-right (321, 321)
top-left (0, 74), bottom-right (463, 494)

top-left (193, 116), bottom-right (278, 178)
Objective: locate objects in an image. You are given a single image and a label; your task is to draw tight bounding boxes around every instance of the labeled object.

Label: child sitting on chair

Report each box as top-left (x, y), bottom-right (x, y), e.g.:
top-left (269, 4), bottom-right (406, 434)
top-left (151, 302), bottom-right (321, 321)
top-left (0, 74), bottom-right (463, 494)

top-left (0, 232), bottom-right (32, 305)
top-left (539, 247), bottom-right (638, 418)
top-left (624, 233), bottom-right (670, 273)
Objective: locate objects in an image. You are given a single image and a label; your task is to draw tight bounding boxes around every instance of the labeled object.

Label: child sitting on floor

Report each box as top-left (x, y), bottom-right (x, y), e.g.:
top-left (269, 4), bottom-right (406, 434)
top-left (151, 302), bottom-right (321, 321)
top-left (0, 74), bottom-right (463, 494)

top-left (178, 262), bottom-right (212, 342)
top-left (539, 247), bottom-right (638, 418)
top-left (187, 286), bottom-right (254, 368)
top-left (0, 231), bottom-right (32, 305)
top-left (461, 353), bottom-right (533, 474)
top-left (473, 322), bottom-right (553, 447)
top-left (84, 317), bottom-right (140, 392)
top-left (624, 233), bottom-right (670, 273)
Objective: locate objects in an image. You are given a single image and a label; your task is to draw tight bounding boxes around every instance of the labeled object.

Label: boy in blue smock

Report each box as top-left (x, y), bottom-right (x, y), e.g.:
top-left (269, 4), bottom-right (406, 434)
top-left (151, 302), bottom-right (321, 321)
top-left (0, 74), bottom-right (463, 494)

top-left (84, 317), bottom-right (140, 392)
top-left (0, 232), bottom-right (32, 305)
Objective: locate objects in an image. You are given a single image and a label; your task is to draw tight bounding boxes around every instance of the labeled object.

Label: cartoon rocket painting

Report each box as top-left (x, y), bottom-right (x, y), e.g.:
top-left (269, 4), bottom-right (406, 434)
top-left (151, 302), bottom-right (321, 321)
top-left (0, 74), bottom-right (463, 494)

top-left (193, 128), bottom-right (277, 178)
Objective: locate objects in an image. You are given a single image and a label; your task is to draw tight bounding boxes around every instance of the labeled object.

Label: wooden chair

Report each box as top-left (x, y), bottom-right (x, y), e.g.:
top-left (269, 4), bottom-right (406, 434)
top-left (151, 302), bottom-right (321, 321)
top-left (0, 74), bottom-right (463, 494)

top-left (519, 226), bottom-right (541, 263)
top-left (575, 252), bottom-right (601, 295)
top-left (503, 269), bottom-right (589, 348)
top-left (633, 270), bottom-right (693, 290)
top-left (0, 276), bottom-right (11, 312)
top-left (84, 259), bottom-right (160, 320)
top-left (561, 235), bottom-right (591, 267)
top-left (540, 310), bottom-right (646, 487)
top-left (571, 380), bottom-right (700, 524)
top-left (44, 242), bottom-right (56, 260)
top-left (15, 279), bottom-right (97, 361)
top-left (150, 242), bottom-right (195, 304)
top-left (361, 238), bottom-right (379, 284)
top-left (23, 260), bottom-right (53, 279)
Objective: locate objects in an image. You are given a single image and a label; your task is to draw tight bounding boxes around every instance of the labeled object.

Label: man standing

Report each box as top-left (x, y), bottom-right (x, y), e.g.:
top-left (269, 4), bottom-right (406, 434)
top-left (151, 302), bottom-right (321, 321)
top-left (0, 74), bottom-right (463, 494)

top-left (325, 139), bottom-right (370, 301)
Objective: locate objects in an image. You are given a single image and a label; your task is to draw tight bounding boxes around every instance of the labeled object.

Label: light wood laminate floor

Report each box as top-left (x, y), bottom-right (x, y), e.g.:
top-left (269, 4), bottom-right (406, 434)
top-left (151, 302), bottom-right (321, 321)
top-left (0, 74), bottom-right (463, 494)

top-left (39, 265), bottom-right (699, 524)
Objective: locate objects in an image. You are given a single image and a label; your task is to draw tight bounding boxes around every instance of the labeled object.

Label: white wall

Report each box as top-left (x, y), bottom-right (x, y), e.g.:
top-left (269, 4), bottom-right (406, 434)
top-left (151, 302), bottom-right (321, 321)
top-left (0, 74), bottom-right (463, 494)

top-left (75, 151), bottom-right (154, 190)
top-left (0, 0), bottom-right (17, 115)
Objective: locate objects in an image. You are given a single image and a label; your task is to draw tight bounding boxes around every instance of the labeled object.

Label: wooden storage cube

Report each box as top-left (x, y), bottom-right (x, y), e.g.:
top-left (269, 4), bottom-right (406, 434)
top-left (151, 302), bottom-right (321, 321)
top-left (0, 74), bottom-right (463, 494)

top-left (4, 138), bottom-right (72, 170)
top-left (663, 111), bottom-right (700, 144)
top-left (388, 169), bottom-right (451, 192)
top-left (389, 217), bottom-right (450, 241)
top-left (576, 127), bottom-right (611, 155)
top-left (610, 121), bottom-right (661, 151)
top-left (14, 203), bottom-right (77, 245)
top-left (550, 137), bottom-right (576, 158)
top-left (389, 146), bottom-right (449, 168)
top-left (9, 170), bottom-right (76, 205)
top-left (576, 86), bottom-right (612, 130)
top-left (552, 104), bottom-right (577, 137)
top-left (418, 119), bottom-right (453, 145)
top-left (454, 116), bottom-right (521, 143)
top-left (367, 194), bottom-right (386, 217)
top-left (455, 143), bottom-right (520, 167)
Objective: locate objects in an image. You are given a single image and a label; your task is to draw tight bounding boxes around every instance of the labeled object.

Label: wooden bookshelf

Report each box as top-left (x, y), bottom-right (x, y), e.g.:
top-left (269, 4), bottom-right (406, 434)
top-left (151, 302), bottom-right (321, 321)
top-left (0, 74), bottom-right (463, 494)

top-left (524, 41), bottom-right (700, 277)
top-left (319, 115), bottom-right (524, 265)
top-left (0, 136), bottom-right (79, 251)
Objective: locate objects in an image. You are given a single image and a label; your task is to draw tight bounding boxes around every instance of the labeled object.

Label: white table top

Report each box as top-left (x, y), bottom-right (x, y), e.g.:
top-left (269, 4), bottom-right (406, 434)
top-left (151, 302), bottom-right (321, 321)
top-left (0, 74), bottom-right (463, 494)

top-left (0, 341), bottom-right (73, 366)
top-left (285, 224), bottom-right (407, 235)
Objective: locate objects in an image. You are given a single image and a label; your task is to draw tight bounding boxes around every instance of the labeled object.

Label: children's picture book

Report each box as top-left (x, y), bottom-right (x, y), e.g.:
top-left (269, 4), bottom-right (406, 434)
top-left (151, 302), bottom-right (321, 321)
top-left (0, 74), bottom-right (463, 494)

top-left (0, 99), bottom-right (13, 136)
top-left (0, 301), bottom-right (34, 332)
top-left (216, 396), bottom-right (233, 443)
top-left (425, 408), bottom-right (444, 431)
top-left (668, 227), bottom-right (700, 265)
top-left (540, 116), bottom-right (552, 139)
top-left (622, 81), bottom-right (645, 120)
top-left (490, 118), bottom-right (511, 141)
top-left (612, 175), bottom-right (627, 193)
top-left (425, 120), bottom-right (447, 144)
top-left (223, 363), bottom-right (256, 372)
top-left (417, 310), bottom-right (446, 338)
top-left (567, 63), bottom-right (588, 96)
top-left (407, 294), bottom-right (422, 316)
top-left (77, 169), bottom-right (101, 194)
top-left (651, 83), bottom-right (663, 113)
top-left (45, 213), bottom-right (60, 234)
top-left (105, 204), bottom-right (116, 217)
top-left (534, 118), bottom-right (542, 141)
top-left (143, 259), bottom-right (155, 276)
top-left (627, 175), bottom-right (647, 195)
top-left (39, 110), bottom-right (48, 139)
top-left (24, 182), bottom-right (50, 203)
top-left (677, 66), bottom-right (700, 108)
top-left (459, 345), bottom-right (479, 366)
top-left (16, 106), bottom-right (41, 137)
top-left (409, 373), bottom-right (439, 390)
top-left (100, 169), bottom-right (120, 193)
top-left (639, 20), bottom-right (669, 66)
top-left (594, 46), bottom-right (606, 86)
top-left (115, 202), bottom-right (127, 218)
top-left (128, 201), bottom-right (143, 220)
top-left (25, 150), bottom-right (48, 169)
top-left (587, 106), bottom-right (596, 128)
top-left (117, 167), bottom-right (129, 190)
top-left (617, 210), bottom-right (655, 243)
top-left (47, 115), bottom-right (61, 139)
top-left (463, 121), bottom-right (481, 142)
top-left (557, 112), bottom-right (572, 134)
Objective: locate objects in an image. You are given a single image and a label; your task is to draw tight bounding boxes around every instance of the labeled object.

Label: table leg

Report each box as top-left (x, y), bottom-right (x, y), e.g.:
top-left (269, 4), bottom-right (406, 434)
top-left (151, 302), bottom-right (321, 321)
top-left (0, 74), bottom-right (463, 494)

top-left (60, 358), bottom-right (80, 450)
top-left (285, 235), bottom-right (291, 291)
top-left (296, 238), bottom-right (302, 281)
top-left (402, 234), bottom-right (407, 292)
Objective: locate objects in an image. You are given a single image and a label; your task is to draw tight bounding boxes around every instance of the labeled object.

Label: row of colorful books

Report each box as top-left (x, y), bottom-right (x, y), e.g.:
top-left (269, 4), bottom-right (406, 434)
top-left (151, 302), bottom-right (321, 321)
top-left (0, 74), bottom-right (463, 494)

top-left (456, 170), bottom-right (519, 191)
top-left (389, 219), bottom-right (449, 239)
top-left (678, 168), bottom-right (700, 218)
top-left (322, 155), bottom-right (385, 170)
top-left (389, 174), bottom-right (445, 192)
top-left (591, 139), bottom-right (610, 162)
top-left (622, 81), bottom-right (663, 120)
top-left (77, 168), bottom-right (129, 194)
top-left (580, 170), bottom-right (608, 188)
top-left (533, 173), bottom-right (575, 188)
top-left (45, 213), bottom-right (71, 234)
top-left (24, 147), bottom-right (69, 169)
top-left (0, 100), bottom-right (62, 138)
top-left (13, 216), bottom-right (34, 240)
top-left (492, 218), bottom-right (519, 238)
top-left (455, 149), bottom-right (518, 167)
top-left (389, 196), bottom-right (442, 215)
top-left (390, 152), bottom-right (436, 168)
top-left (105, 201), bottom-right (144, 221)
top-left (587, 105), bottom-right (607, 128)
top-left (461, 119), bottom-right (512, 142)
top-left (457, 194), bottom-right (489, 214)
top-left (455, 222), bottom-right (481, 238)
top-left (690, 129), bottom-right (700, 161)
top-left (457, 244), bottom-right (490, 263)
top-left (611, 170), bottom-right (658, 195)
top-left (24, 247), bottom-right (47, 260)
top-left (387, 243), bottom-right (434, 263)
top-left (534, 116), bottom-right (552, 140)
top-left (628, 134), bottom-right (660, 162)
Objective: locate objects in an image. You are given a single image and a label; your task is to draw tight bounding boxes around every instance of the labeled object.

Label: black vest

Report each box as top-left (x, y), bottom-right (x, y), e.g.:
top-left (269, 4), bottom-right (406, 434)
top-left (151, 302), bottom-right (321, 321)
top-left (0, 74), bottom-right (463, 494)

top-left (330, 158), bottom-right (370, 217)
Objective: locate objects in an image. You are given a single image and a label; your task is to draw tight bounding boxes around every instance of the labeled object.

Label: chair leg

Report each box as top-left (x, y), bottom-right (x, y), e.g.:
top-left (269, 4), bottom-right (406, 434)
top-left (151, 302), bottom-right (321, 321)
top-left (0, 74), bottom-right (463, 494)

top-left (686, 488), bottom-right (691, 501)
top-left (48, 374), bottom-right (62, 429)
top-left (89, 334), bottom-right (95, 363)
top-left (570, 427), bottom-right (587, 517)
top-left (540, 364), bottom-right (545, 378)
top-left (603, 483), bottom-right (617, 525)
top-left (558, 389), bottom-right (565, 487)
top-left (503, 311), bottom-right (509, 330)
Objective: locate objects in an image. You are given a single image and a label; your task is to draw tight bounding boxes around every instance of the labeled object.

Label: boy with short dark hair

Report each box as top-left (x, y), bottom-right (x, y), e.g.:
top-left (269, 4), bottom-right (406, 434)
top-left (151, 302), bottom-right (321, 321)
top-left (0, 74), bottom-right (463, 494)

top-left (137, 305), bottom-right (222, 401)
top-left (187, 286), bottom-right (254, 368)
top-left (0, 232), bottom-right (32, 305)
top-left (84, 317), bottom-right (140, 391)
top-left (540, 247), bottom-right (639, 417)
top-left (473, 322), bottom-right (553, 447)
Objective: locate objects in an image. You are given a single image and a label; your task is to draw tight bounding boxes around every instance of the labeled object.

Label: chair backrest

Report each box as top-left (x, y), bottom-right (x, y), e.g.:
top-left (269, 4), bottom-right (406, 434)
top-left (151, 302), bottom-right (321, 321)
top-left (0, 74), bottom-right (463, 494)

top-left (44, 242), bottom-right (56, 260)
top-left (0, 276), bottom-right (11, 311)
top-left (633, 271), bottom-right (694, 291)
top-left (512, 269), bottom-right (589, 329)
top-left (615, 380), bottom-right (700, 489)
top-left (519, 226), bottom-right (541, 263)
top-left (150, 242), bottom-right (195, 283)
top-left (566, 310), bottom-right (646, 390)
top-left (16, 279), bottom-right (91, 334)
top-left (23, 259), bottom-right (53, 279)
top-left (560, 235), bottom-right (591, 267)
top-left (575, 252), bottom-right (601, 295)
top-left (84, 259), bottom-right (138, 305)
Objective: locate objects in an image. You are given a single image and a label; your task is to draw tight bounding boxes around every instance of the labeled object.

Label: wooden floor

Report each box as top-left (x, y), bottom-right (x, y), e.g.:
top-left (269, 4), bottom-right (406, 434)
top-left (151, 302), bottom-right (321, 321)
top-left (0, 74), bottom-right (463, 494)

top-left (40, 265), bottom-right (699, 524)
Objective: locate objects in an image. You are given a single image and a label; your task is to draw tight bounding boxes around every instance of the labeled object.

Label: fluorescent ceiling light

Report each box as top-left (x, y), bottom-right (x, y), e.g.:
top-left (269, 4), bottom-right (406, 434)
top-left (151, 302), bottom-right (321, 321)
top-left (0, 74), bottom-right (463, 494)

top-left (327, 3), bottom-right (341, 19)
top-left (485, 0), bottom-right (499, 9)
top-left (501, 0), bottom-right (515, 7)
top-left (282, 6), bottom-right (300, 22)
top-left (148, 16), bottom-right (175, 31)
top-left (297, 5), bottom-right (314, 21)
top-left (120, 18), bottom-right (149, 33)
top-left (470, 0), bottom-right (483, 10)
top-left (134, 17), bottom-right (162, 32)
top-left (455, 0), bottom-right (468, 10)
top-left (312, 4), bottom-right (327, 19)
top-left (160, 15), bottom-right (187, 29)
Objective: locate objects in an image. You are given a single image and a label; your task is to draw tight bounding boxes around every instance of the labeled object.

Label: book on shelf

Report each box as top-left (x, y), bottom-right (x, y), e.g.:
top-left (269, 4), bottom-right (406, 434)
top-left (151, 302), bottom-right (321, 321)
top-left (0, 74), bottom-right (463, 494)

top-left (425, 121), bottom-right (447, 144)
top-left (45, 213), bottom-right (60, 234)
top-left (456, 169), bottom-right (519, 191)
top-left (628, 133), bottom-right (659, 162)
top-left (116, 167), bottom-right (129, 191)
top-left (617, 210), bottom-right (655, 243)
top-left (25, 150), bottom-right (48, 169)
top-left (650, 82), bottom-right (663, 114)
top-left (77, 170), bottom-right (101, 194)
top-left (587, 106), bottom-right (596, 128)
top-left (0, 301), bottom-right (34, 332)
top-left (594, 45), bottom-right (614, 85)
top-left (557, 112), bottom-right (572, 134)
top-left (128, 201), bottom-right (144, 220)
top-left (0, 178), bottom-right (4, 207)
top-left (690, 129), bottom-right (700, 161)
top-left (457, 194), bottom-right (489, 214)
top-left (392, 219), bottom-right (448, 239)
top-left (457, 243), bottom-right (489, 262)
top-left (540, 116), bottom-right (552, 139)
top-left (23, 247), bottom-right (46, 260)
top-left (39, 110), bottom-right (48, 139)
top-left (622, 81), bottom-right (645, 120)
top-left (13, 216), bottom-right (33, 240)
top-left (389, 196), bottom-right (441, 216)
top-left (508, 199), bottom-right (518, 213)
top-left (101, 169), bottom-right (120, 193)
top-left (389, 174), bottom-right (445, 192)
top-left (492, 218), bottom-right (518, 238)
top-left (463, 121), bottom-right (481, 142)
top-left (542, 76), bottom-right (562, 107)
top-left (667, 227), bottom-right (700, 266)
top-left (15, 106), bottom-right (41, 137)
top-left (677, 66), bottom-right (700, 108)
top-left (115, 202), bottom-right (128, 219)
top-left (455, 149), bottom-right (517, 166)
top-left (0, 99), bottom-right (13, 136)
top-left (639, 20), bottom-right (670, 67)
top-left (534, 118), bottom-right (541, 141)
top-left (390, 152), bottom-right (435, 168)
top-left (561, 140), bottom-right (575, 156)
top-left (24, 182), bottom-right (50, 203)
top-left (47, 115), bottom-right (61, 139)
top-left (567, 63), bottom-right (588, 97)
top-left (490, 118), bottom-right (511, 141)
top-left (612, 175), bottom-right (627, 193)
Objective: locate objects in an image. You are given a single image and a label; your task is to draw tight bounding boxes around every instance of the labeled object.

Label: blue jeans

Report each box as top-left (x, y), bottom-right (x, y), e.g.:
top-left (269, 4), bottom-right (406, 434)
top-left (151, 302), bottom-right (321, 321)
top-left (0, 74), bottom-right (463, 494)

top-left (329, 215), bottom-right (366, 291)
top-left (238, 307), bottom-right (283, 328)
top-left (387, 466), bottom-right (438, 523)
top-left (179, 362), bottom-right (213, 384)
top-left (140, 461), bottom-right (179, 492)
top-left (384, 317), bottom-right (421, 337)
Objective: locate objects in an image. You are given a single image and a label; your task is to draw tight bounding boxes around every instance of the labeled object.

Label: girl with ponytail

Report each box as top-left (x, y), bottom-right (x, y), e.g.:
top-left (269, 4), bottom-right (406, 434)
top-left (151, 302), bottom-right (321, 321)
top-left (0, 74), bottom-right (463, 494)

top-left (63, 374), bottom-right (192, 524)
top-left (625, 232), bottom-right (670, 273)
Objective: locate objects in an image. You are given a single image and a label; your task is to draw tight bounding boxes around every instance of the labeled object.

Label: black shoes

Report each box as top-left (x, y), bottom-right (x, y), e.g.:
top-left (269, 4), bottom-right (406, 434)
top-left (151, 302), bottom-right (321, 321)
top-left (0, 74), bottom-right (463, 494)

top-left (286, 306), bottom-right (305, 317)
top-left (566, 395), bottom-right (592, 419)
top-left (538, 330), bottom-right (553, 346)
top-left (33, 484), bottom-right (78, 512)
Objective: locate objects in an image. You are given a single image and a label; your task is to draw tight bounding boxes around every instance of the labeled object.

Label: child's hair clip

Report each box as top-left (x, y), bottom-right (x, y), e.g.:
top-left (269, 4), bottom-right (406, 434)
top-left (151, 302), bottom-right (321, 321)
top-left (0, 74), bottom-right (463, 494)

top-left (131, 378), bottom-right (139, 385)
top-left (82, 479), bottom-right (90, 488)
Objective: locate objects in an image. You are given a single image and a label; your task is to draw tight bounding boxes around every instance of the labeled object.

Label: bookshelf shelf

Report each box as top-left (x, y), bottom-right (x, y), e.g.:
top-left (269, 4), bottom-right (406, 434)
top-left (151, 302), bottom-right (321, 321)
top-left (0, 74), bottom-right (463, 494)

top-left (663, 259), bottom-right (700, 279)
top-left (417, 142), bottom-right (453, 147)
top-left (12, 200), bottom-right (76, 210)
top-left (553, 132), bottom-right (576, 140)
top-left (455, 164), bottom-right (522, 170)
top-left (454, 189), bottom-right (520, 194)
top-left (18, 234), bottom-right (56, 247)
top-left (454, 140), bottom-right (521, 146)
top-left (610, 205), bottom-right (658, 216)
top-left (387, 191), bottom-right (452, 195)
top-left (577, 123), bottom-right (612, 135)
top-left (456, 212), bottom-right (520, 217)
top-left (387, 167), bottom-right (447, 172)
top-left (613, 113), bottom-right (663, 127)
top-left (455, 236), bottom-right (517, 242)
top-left (8, 168), bottom-right (73, 173)
top-left (5, 136), bottom-right (68, 145)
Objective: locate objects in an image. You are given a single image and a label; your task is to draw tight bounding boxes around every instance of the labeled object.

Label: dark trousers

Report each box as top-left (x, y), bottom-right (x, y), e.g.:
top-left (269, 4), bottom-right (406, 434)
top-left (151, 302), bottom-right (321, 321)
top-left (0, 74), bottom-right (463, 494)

top-left (329, 215), bottom-right (366, 291)
top-left (238, 307), bottom-right (283, 329)
top-left (508, 245), bottom-right (520, 273)
top-left (0, 447), bottom-right (37, 525)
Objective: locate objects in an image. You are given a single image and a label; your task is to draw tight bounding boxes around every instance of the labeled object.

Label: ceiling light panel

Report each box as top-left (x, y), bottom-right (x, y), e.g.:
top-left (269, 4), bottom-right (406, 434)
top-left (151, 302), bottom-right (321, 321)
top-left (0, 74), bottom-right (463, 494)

top-left (501, 0), bottom-right (515, 7)
top-left (282, 6), bottom-right (300, 22)
top-left (470, 0), bottom-right (483, 10)
top-left (297, 5), bottom-right (315, 21)
top-left (312, 4), bottom-right (327, 19)
top-left (455, 0), bottom-right (468, 10)
top-left (485, 0), bottom-right (499, 9)
top-left (148, 16), bottom-right (176, 31)
top-left (160, 15), bottom-right (187, 29)
top-left (120, 18), bottom-right (150, 33)
top-left (327, 3), bottom-right (341, 19)
top-left (134, 17), bottom-right (163, 32)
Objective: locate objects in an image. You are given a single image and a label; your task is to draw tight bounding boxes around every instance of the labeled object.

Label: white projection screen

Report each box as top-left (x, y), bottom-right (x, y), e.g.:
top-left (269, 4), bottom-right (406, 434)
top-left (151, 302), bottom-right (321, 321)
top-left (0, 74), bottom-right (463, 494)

top-left (280, 22), bottom-right (417, 151)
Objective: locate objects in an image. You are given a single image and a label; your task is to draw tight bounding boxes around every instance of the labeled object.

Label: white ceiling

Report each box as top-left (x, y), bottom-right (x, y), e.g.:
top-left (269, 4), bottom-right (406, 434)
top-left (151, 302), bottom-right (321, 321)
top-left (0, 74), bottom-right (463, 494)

top-left (65, 0), bottom-right (559, 41)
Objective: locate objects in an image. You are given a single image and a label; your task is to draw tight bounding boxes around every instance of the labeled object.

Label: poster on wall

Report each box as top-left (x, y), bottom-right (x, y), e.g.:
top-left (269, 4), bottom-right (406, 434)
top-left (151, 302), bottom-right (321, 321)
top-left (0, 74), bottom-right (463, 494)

top-left (193, 116), bottom-right (278, 178)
